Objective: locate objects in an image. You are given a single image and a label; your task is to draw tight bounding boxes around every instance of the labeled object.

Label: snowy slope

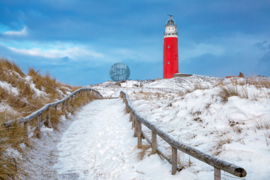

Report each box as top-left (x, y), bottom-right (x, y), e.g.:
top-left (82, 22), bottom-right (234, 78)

top-left (90, 75), bottom-right (270, 180)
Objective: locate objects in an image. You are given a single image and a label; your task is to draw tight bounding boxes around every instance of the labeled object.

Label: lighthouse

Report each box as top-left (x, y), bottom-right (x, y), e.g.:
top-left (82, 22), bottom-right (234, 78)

top-left (163, 15), bottom-right (179, 79)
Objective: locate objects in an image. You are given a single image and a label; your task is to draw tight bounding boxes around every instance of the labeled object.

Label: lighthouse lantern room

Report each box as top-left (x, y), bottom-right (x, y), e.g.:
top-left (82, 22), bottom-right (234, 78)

top-left (163, 15), bottom-right (179, 79)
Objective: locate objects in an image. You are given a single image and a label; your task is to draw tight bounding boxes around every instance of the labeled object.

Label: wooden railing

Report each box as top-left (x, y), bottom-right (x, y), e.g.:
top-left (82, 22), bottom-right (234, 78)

top-left (4, 88), bottom-right (103, 137)
top-left (120, 91), bottom-right (247, 180)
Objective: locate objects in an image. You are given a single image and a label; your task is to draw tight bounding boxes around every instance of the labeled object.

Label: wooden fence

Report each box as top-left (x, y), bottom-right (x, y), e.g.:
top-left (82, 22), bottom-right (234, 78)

top-left (4, 88), bottom-right (103, 138)
top-left (120, 91), bottom-right (247, 180)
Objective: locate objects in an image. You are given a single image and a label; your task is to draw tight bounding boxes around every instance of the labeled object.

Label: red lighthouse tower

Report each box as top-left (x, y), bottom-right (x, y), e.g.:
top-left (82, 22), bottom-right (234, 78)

top-left (163, 15), bottom-right (179, 79)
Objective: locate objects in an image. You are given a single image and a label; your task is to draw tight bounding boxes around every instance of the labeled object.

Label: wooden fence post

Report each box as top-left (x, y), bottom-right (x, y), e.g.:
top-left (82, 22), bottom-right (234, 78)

top-left (214, 168), bottom-right (221, 180)
top-left (68, 99), bottom-right (70, 111)
top-left (62, 101), bottom-right (65, 111)
top-left (134, 118), bottom-right (138, 137)
top-left (129, 112), bottom-right (132, 122)
top-left (24, 122), bottom-right (28, 137)
top-left (55, 105), bottom-right (57, 112)
top-left (172, 147), bottom-right (177, 175)
top-left (37, 115), bottom-right (41, 138)
top-left (137, 120), bottom-right (142, 146)
top-left (152, 131), bottom-right (157, 154)
top-left (132, 113), bottom-right (135, 129)
top-left (48, 107), bottom-right (52, 128)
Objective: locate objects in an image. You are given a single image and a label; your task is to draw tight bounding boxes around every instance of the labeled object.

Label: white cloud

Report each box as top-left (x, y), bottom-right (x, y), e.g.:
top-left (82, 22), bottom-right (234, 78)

top-left (4, 26), bottom-right (27, 36)
top-left (8, 46), bottom-right (104, 59)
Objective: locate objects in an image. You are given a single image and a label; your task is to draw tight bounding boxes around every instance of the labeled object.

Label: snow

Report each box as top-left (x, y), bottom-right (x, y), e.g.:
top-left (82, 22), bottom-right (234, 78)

top-left (29, 82), bottom-right (47, 97)
top-left (59, 115), bottom-right (67, 122)
top-left (24, 75), bottom-right (47, 97)
top-left (121, 80), bottom-right (140, 88)
top-left (89, 76), bottom-right (270, 179)
top-left (41, 126), bottom-right (53, 132)
top-left (20, 143), bottom-right (26, 149)
top-left (0, 102), bottom-right (18, 115)
top-left (9, 75), bottom-right (270, 179)
top-left (54, 99), bottom-right (196, 179)
top-left (25, 75), bottom-right (32, 82)
top-left (21, 113), bottom-right (75, 180)
top-left (4, 148), bottom-right (22, 159)
top-left (0, 80), bottom-right (19, 95)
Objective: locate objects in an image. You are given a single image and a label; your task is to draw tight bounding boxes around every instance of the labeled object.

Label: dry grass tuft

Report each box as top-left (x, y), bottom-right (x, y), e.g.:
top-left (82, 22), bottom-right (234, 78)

top-left (232, 126), bottom-right (242, 134)
top-left (219, 84), bottom-right (248, 102)
top-left (247, 77), bottom-right (270, 89)
top-left (0, 120), bottom-right (29, 179)
top-left (27, 67), bottom-right (78, 100)
top-left (216, 77), bottom-right (270, 102)
top-left (193, 82), bottom-right (209, 91)
top-left (255, 119), bottom-right (270, 130)
top-left (115, 82), bottom-right (121, 87)
top-left (213, 135), bottom-right (233, 156)
top-left (219, 84), bottom-right (239, 102)
top-left (137, 145), bottom-right (151, 160)
top-left (216, 135), bottom-right (233, 145)
top-left (188, 156), bottom-right (193, 167)
top-left (0, 58), bottom-right (25, 77)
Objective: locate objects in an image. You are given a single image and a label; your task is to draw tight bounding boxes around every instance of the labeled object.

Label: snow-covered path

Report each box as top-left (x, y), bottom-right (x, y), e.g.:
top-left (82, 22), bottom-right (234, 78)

top-left (54, 99), bottom-right (196, 180)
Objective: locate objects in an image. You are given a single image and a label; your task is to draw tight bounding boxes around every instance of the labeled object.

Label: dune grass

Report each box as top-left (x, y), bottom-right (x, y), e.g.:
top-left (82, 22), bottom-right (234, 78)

top-left (0, 58), bottom-right (87, 179)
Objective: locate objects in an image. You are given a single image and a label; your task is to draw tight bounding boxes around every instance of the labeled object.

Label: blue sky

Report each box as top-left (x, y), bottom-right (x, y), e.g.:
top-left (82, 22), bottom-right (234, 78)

top-left (0, 0), bottom-right (270, 85)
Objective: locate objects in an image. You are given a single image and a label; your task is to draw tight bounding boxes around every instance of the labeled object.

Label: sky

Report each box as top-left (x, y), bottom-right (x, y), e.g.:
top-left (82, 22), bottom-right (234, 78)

top-left (0, 0), bottom-right (270, 85)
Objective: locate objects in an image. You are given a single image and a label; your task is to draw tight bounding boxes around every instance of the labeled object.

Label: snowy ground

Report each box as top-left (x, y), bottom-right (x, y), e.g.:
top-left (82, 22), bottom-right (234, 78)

top-left (90, 75), bottom-right (270, 180)
top-left (54, 99), bottom-right (197, 180)
top-left (21, 113), bottom-right (74, 179)
top-left (18, 75), bottom-right (270, 179)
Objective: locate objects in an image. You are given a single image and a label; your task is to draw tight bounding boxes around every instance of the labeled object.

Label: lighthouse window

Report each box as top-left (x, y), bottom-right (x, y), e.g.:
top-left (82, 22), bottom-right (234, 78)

top-left (168, 46), bottom-right (170, 49)
top-left (168, 62), bottom-right (170, 64)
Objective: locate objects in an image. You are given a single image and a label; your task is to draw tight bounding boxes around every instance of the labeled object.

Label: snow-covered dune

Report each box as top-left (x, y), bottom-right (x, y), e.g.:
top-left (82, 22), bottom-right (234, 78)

top-left (91, 75), bottom-right (270, 179)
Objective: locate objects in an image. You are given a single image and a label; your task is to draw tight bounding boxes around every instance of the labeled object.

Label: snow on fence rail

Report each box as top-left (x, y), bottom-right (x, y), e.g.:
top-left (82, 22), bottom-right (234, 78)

top-left (4, 88), bottom-right (103, 137)
top-left (120, 91), bottom-right (247, 180)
